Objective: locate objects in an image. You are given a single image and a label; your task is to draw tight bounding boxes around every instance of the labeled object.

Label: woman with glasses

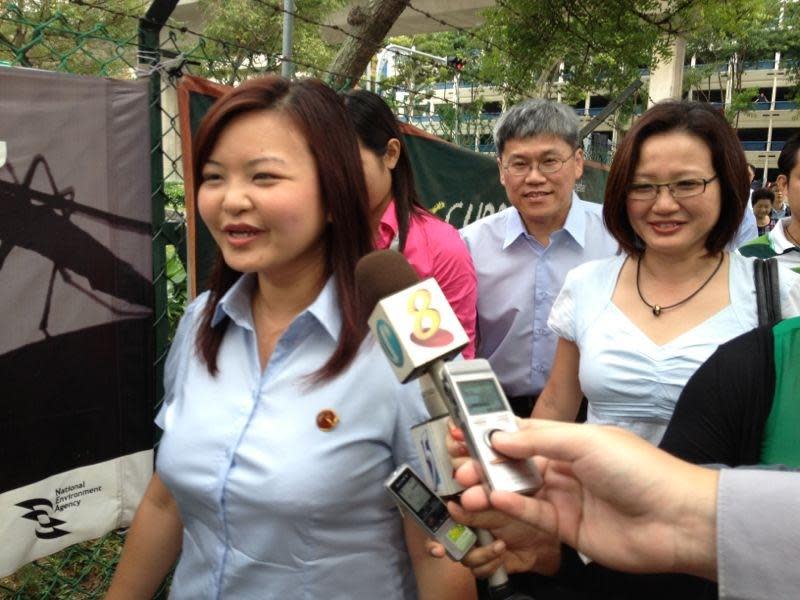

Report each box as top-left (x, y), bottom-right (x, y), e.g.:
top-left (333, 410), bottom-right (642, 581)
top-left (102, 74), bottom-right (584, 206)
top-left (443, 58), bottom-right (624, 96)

top-left (657, 131), bottom-right (800, 469)
top-left (531, 101), bottom-right (800, 445)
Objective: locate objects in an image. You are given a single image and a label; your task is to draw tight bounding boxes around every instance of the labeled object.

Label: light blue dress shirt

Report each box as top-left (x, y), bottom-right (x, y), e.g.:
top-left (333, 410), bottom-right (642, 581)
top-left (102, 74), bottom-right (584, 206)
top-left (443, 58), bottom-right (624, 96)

top-left (155, 274), bottom-right (429, 600)
top-left (460, 195), bottom-right (619, 397)
top-left (718, 469), bottom-right (800, 600)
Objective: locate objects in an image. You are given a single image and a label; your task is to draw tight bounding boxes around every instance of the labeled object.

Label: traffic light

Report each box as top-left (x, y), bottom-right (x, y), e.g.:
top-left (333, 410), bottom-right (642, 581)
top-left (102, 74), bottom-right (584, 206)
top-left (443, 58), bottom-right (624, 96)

top-left (446, 56), bottom-right (466, 72)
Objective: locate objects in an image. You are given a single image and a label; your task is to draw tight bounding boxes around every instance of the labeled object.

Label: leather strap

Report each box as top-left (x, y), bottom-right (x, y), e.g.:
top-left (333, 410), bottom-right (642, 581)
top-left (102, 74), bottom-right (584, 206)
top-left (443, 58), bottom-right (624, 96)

top-left (754, 258), bottom-right (782, 327)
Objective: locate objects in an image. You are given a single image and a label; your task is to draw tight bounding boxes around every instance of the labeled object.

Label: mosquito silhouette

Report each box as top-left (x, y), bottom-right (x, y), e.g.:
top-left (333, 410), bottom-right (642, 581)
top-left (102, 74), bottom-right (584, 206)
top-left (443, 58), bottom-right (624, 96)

top-left (0, 154), bottom-right (153, 338)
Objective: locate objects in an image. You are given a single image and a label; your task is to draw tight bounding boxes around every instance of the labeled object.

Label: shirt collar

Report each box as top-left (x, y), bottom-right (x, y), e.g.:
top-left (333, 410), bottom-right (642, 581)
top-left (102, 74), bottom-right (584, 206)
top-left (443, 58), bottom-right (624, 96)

top-left (303, 277), bottom-right (342, 341)
top-left (561, 192), bottom-right (589, 248)
top-left (375, 199), bottom-right (398, 250)
top-left (502, 207), bottom-right (529, 249)
top-left (503, 192), bottom-right (588, 249)
top-left (770, 218), bottom-right (798, 254)
top-left (211, 273), bottom-right (342, 341)
top-left (212, 273), bottom-right (256, 329)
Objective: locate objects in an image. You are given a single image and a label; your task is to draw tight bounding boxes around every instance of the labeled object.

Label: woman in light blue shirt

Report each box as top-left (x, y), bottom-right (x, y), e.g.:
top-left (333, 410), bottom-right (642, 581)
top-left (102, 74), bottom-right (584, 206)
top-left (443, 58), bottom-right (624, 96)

top-left (107, 76), bottom-right (475, 600)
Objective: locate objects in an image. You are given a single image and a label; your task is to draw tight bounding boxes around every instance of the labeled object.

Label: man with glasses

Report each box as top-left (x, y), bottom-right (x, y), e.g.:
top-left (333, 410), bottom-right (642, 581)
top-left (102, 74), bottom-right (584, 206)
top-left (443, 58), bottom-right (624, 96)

top-left (460, 99), bottom-right (617, 418)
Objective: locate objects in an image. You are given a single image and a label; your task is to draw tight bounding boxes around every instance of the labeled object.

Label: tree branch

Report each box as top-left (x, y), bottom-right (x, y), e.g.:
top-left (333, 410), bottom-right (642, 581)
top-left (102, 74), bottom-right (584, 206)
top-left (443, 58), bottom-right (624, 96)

top-left (326, 0), bottom-right (409, 90)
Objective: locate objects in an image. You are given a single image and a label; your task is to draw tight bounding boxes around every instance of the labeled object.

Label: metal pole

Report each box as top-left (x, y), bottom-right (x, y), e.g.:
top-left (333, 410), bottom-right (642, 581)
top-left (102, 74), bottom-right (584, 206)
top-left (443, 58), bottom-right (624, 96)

top-left (139, 0), bottom-right (179, 407)
top-left (454, 72), bottom-right (460, 147)
top-left (281, 0), bottom-right (295, 78)
top-left (383, 43), bottom-right (447, 65)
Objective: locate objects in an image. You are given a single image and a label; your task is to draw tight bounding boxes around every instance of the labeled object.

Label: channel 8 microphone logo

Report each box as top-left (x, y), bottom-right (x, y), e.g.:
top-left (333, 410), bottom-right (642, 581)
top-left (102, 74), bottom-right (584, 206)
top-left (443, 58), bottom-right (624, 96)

top-left (376, 319), bottom-right (404, 367)
top-left (407, 288), bottom-right (454, 347)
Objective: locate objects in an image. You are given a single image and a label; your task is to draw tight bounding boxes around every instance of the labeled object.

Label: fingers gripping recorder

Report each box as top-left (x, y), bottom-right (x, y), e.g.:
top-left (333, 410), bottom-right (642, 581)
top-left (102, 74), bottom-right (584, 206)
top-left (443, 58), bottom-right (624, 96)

top-left (356, 251), bottom-right (540, 600)
top-left (438, 360), bottom-right (542, 495)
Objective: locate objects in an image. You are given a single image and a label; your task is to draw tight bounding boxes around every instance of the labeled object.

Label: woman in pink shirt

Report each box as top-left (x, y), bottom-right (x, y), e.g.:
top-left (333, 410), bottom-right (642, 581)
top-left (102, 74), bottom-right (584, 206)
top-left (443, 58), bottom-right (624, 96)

top-left (343, 89), bottom-right (477, 357)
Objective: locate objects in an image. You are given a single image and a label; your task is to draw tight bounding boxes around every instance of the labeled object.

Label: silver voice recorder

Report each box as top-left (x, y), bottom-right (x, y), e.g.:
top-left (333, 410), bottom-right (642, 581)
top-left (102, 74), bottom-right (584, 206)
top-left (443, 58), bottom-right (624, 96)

top-left (440, 359), bottom-right (543, 495)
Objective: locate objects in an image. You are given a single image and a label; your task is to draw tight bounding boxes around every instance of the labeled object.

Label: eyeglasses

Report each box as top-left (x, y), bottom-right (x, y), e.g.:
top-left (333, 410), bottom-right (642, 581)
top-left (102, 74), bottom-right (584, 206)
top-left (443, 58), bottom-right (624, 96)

top-left (501, 154), bottom-right (575, 177)
top-left (627, 175), bottom-right (718, 201)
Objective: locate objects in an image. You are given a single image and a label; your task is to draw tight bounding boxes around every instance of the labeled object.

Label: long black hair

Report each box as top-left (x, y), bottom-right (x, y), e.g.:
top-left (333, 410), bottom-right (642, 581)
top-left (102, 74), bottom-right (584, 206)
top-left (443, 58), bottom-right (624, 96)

top-left (342, 89), bottom-right (428, 251)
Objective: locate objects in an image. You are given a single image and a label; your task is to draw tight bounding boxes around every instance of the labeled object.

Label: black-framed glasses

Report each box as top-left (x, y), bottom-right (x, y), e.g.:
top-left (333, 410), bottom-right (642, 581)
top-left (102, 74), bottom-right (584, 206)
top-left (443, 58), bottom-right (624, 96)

top-left (627, 175), bottom-right (719, 201)
top-left (501, 154), bottom-right (575, 177)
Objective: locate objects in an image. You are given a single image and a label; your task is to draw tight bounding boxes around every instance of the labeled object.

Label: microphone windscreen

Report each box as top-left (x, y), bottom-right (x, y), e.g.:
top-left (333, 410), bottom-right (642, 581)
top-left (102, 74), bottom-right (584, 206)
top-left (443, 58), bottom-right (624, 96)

top-left (355, 250), bottom-right (420, 318)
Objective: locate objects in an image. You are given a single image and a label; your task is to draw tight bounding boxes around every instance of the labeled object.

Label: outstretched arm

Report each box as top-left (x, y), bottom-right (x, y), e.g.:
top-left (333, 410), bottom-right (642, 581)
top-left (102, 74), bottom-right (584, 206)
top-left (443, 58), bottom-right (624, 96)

top-left (456, 420), bottom-right (719, 581)
top-left (105, 473), bottom-right (183, 599)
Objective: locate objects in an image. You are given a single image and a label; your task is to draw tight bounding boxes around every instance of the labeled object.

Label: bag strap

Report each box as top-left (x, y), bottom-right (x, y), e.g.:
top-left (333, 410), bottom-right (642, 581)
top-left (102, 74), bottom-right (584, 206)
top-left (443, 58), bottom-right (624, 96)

top-left (765, 257), bottom-right (782, 324)
top-left (754, 258), bottom-right (782, 327)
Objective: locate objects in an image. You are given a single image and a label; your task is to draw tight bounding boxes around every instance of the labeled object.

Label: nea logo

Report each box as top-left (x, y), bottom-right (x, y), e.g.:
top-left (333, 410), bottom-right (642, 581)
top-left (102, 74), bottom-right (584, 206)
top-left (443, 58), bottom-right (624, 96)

top-left (16, 499), bottom-right (71, 539)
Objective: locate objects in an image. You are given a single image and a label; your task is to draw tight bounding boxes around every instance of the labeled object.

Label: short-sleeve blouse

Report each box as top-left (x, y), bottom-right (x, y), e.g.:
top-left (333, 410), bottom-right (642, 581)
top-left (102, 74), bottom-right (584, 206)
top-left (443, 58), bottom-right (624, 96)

top-left (155, 274), bottom-right (430, 599)
top-left (548, 252), bottom-right (800, 444)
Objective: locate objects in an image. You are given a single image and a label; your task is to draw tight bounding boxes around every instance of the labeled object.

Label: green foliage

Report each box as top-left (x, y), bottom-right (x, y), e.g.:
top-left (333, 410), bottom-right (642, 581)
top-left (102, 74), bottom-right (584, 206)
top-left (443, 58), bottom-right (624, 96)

top-left (183, 0), bottom-right (346, 83)
top-left (726, 87), bottom-right (760, 124)
top-left (163, 180), bottom-right (186, 206)
top-left (162, 182), bottom-right (187, 338)
top-left (166, 243), bottom-right (187, 339)
top-left (687, 0), bottom-right (791, 66)
top-left (477, 0), bottom-right (685, 100)
top-left (384, 0), bottom-right (795, 132)
top-left (0, 0), bottom-right (147, 75)
top-left (434, 96), bottom-right (486, 145)
top-left (684, 0), bottom-right (800, 121)
top-left (0, 532), bottom-right (125, 599)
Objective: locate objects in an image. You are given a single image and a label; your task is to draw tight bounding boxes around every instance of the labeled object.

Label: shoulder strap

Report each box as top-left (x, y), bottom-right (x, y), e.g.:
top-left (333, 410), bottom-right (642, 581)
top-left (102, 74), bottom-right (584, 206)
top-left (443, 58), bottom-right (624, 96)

top-left (754, 258), bottom-right (782, 327)
top-left (766, 257), bottom-right (782, 324)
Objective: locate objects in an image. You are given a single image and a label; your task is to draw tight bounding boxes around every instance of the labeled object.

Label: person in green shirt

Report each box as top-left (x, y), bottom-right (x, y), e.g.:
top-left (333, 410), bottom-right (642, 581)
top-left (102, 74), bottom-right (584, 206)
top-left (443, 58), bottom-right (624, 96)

top-left (740, 133), bottom-right (800, 273)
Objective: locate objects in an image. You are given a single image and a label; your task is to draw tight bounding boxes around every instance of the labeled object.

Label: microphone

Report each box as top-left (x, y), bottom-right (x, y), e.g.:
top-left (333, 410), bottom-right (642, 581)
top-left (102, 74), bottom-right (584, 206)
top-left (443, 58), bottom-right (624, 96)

top-left (355, 249), bottom-right (469, 386)
top-left (356, 250), bottom-right (467, 496)
top-left (356, 250), bottom-right (536, 600)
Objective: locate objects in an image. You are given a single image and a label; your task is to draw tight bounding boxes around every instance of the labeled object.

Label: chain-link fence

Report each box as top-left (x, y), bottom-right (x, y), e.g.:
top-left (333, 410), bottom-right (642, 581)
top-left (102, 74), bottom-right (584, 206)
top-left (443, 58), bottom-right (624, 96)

top-left (0, 1), bottom-right (261, 596)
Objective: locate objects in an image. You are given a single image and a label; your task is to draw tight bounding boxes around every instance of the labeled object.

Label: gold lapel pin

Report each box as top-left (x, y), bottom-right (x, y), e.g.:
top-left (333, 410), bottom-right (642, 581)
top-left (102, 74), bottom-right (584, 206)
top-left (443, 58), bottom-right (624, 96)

top-left (316, 409), bottom-right (340, 432)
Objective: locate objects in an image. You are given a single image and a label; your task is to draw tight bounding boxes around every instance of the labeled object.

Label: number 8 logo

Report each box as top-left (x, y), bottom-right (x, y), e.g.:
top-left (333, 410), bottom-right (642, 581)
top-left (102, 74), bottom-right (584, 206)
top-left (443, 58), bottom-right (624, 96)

top-left (407, 289), bottom-right (441, 341)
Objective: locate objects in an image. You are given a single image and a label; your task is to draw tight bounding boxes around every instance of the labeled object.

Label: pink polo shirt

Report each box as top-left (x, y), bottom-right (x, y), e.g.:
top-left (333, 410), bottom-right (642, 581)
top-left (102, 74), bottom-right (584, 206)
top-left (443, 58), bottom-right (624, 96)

top-left (376, 201), bottom-right (477, 358)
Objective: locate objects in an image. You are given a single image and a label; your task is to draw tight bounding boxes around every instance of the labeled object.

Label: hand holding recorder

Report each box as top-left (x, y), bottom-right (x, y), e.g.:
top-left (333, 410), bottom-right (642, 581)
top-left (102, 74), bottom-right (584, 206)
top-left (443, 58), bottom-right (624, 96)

top-left (355, 250), bottom-right (542, 497)
top-left (357, 250), bottom-right (541, 599)
top-left (454, 419), bottom-right (719, 581)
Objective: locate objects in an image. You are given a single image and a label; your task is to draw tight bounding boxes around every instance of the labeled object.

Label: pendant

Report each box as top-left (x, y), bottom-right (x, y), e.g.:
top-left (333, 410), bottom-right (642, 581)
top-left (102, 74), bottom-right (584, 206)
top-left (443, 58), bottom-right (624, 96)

top-left (652, 305), bottom-right (662, 317)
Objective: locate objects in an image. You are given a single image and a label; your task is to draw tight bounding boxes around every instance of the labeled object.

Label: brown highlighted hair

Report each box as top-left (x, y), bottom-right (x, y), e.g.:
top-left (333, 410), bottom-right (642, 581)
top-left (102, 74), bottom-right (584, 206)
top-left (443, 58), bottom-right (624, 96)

top-left (193, 76), bottom-right (373, 381)
top-left (603, 101), bottom-right (748, 256)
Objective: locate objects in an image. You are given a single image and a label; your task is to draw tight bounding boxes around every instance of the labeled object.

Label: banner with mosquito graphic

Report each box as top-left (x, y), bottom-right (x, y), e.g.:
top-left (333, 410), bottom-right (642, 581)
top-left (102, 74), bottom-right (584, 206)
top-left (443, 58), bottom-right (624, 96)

top-left (0, 67), bottom-right (154, 576)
